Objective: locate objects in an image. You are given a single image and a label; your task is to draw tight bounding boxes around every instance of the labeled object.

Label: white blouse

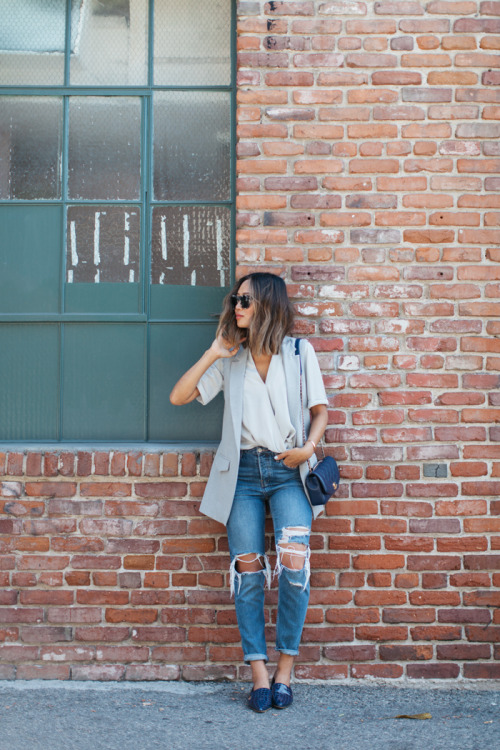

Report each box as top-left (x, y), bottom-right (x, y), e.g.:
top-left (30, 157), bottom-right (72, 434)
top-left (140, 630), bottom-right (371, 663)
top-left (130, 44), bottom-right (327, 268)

top-left (240, 353), bottom-right (295, 453)
top-left (196, 343), bottom-right (328, 453)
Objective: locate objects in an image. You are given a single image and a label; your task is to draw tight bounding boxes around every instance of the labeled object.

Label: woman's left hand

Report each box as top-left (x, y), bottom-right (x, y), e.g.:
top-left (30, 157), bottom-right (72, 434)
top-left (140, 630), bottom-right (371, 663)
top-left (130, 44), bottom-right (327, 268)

top-left (275, 445), bottom-right (314, 469)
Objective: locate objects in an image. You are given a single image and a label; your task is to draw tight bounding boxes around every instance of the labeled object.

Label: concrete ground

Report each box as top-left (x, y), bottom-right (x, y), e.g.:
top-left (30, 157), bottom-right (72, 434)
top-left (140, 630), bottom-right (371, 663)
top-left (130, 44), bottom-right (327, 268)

top-left (0, 680), bottom-right (498, 750)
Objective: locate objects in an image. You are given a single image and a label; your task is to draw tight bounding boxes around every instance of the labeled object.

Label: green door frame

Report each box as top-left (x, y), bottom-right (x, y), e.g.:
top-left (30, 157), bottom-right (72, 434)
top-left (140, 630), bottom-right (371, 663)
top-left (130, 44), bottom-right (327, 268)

top-left (0, 0), bottom-right (236, 443)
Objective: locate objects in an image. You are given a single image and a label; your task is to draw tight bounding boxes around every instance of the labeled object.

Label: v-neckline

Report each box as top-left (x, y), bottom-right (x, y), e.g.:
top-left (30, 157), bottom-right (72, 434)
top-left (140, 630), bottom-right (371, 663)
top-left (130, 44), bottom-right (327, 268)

top-left (250, 352), bottom-right (273, 385)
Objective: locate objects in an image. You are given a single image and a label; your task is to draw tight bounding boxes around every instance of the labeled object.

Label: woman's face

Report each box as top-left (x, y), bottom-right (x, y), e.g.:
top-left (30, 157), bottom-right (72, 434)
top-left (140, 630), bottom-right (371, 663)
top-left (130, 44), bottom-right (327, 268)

top-left (234, 279), bottom-right (254, 329)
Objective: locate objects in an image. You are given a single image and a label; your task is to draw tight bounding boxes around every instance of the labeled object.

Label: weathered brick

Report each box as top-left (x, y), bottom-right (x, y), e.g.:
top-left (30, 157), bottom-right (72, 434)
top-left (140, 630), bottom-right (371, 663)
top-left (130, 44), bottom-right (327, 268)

top-left (72, 665), bottom-right (126, 681)
top-left (380, 644), bottom-right (433, 660)
top-left (25, 482), bottom-right (77, 497)
top-left (407, 663), bottom-right (460, 678)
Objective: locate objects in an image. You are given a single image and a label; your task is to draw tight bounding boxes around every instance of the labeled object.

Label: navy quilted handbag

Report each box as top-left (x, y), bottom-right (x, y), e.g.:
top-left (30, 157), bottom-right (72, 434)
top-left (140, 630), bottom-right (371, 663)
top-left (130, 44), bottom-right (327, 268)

top-left (305, 455), bottom-right (340, 506)
top-left (296, 338), bottom-right (340, 506)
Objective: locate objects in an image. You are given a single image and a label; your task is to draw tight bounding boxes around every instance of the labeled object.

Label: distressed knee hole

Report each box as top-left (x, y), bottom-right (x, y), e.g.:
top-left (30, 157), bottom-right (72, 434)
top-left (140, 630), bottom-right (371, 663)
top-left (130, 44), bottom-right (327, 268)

top-left (235, 553), bottom-right (265, 574)
top-left (277, 526), bottom-right (310, 570)
top-left (277, 543), bottom-right (308, 571)
top-left (274, 528), bottom-right (311, 590)
top-left (230, 553), bottom-right (272, 596)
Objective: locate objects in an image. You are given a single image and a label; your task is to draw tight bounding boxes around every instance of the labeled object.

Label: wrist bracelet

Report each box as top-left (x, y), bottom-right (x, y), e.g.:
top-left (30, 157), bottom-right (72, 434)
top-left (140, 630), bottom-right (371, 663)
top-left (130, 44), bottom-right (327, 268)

top-left (306, 439), bottom-right (316, 450)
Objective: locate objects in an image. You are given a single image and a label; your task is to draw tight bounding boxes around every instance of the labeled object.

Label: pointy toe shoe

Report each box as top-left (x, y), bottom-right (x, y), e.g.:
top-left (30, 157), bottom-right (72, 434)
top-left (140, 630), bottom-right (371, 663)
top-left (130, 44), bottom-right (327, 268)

top-left (271, 679), bottom-right (293, 709)
top-left (248, 687), bottom-right (272, 713)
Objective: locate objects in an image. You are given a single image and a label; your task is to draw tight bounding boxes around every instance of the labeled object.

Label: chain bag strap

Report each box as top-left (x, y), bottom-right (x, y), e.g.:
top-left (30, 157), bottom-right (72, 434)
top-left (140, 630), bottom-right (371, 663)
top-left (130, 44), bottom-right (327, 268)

top-left (296, 338), bottom-right (340, 506)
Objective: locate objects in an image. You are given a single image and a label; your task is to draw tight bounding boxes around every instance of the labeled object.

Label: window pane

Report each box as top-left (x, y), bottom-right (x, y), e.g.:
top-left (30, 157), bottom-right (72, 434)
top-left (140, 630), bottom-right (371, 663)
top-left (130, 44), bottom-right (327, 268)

top-left (67, 205), bottom-right (140, 283)
top-left (154, 0), bottom-right (231, 86)
top-left (153, 91), bottom-right (231, 202)
top-left (62, 323), bottom-right (146, 440)
top-left (70, 0), bottom-right (148, 86)
top-left (0, 205), bottom-right (62, 313)
top-left (0, 97), bottom-right (62, 200)
top-left (0, 0), bottom-right (65, 85)
top-left (151, 205), bottom-right (230, 287)
top-left (0, 324), bottom-right (60, 440)
top-left (149, 323), bottom-right (223, 441)
top-left (68, 97), bottom-right (141, 200)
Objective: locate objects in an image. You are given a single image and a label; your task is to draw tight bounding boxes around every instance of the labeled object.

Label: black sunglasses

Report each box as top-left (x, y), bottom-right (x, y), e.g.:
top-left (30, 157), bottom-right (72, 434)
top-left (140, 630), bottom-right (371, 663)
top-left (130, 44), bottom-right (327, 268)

top-left (231, 293), bottom-right (253, 309)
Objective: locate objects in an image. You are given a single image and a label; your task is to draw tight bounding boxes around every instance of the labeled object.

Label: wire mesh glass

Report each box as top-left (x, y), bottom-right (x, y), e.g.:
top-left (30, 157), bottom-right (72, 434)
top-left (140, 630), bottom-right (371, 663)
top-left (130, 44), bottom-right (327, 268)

top-left (0, 324), bottom-right (60, 440)
top-left (70, 0), bottom-right (148, 86)
top-left (66, 205), bottom-right (140, 283)
top-left (0, 205), bottom-right (62, 313)
top-left (153, 91), bottom-right (231, 202)
top-left (68, 96), bottom-right (141, 200)
top-left (0, 0), bottom-right (66, 85)
top-left (151, 204), bottom-right (230, 287)
top-left (0, 97), bottom-right (62, 200)
top-left (62, 323), bottom-right (146, 440)
top-left (154, 0), bottom-right (231, 86)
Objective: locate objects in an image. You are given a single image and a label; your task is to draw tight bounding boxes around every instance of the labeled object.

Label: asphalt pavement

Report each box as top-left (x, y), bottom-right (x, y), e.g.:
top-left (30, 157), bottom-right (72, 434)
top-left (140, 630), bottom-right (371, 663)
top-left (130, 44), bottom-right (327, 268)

top-left (0, 680), bottom-right (498, 750)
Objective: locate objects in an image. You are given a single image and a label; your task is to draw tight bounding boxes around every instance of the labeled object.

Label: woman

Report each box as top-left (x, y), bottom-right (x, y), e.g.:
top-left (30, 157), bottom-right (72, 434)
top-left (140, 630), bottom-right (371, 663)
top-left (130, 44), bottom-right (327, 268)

top-left (170, 272), bottom-right (328, 712)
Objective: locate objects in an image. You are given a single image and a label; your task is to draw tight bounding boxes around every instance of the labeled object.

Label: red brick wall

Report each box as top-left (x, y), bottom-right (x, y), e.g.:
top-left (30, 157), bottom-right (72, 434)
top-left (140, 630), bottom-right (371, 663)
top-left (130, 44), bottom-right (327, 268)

top-left (1, 0), bottom-right (500, 682)
top-left (233, 0), bottom-right (500, 680)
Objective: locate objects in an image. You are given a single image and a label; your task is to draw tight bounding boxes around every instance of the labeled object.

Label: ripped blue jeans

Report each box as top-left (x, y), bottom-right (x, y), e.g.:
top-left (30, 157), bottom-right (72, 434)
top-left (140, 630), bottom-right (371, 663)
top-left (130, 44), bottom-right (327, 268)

top-left (226, 447), bottom-right (313, 664)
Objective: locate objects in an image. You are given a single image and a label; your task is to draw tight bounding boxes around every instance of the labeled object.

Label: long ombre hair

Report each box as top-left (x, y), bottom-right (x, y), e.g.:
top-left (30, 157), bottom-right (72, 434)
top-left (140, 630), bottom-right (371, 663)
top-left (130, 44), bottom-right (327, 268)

top-left (217, 273), bottom-right (294, 356)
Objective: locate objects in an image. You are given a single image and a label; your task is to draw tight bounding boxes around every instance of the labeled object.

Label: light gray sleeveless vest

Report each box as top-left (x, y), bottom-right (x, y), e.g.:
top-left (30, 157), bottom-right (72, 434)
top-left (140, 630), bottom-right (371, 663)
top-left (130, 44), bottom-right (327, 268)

top-left (199, 337), bottom-right (322, 525)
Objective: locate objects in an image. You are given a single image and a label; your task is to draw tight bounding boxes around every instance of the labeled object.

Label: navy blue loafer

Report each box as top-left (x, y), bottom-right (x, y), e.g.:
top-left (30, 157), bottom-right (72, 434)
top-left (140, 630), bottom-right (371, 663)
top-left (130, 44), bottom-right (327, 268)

top-left (248, 687), bottom-right (272, 713)
top-left (271, 678), bottom-right (293, 709)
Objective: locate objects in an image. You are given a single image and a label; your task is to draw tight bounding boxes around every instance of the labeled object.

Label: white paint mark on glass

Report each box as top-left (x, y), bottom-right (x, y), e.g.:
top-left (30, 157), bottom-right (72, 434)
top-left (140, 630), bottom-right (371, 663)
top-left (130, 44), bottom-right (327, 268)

top-left (124, 212), bottom-right (130, 265)
top-left (95, 268), bottom-right (100, 283)
top-left (67, 270), bottom-right (74, 283)
top-left (93, 211), bottom-right (101, 266)
top-left (191, 269), bottom-right (196, 286)
top-left (70, 220), bottom-right (78, 268)
top-left (216, 219), bottom-right (222, 270)
top-left (159, 272), bottom-right (165, 285)
top-left (216, 218), bottom-right (224, 287)
top-left (72, 0), bottom-right (86, 54)
top-left (183, 214), bottom-right (190, 268)
top-left (161, 215), bottom-right (167, 260)
top-left (129, 269), bottom-right (135, 282)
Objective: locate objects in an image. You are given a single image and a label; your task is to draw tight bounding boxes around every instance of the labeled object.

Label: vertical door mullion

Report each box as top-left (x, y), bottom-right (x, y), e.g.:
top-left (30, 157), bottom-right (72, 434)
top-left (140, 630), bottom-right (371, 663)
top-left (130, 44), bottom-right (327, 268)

top-left (60, 0), bottom-right (71, 434)
top-left (58, 322), bottom-right (64, 441)
top-left (143, 93), bottom-right (151, 441)
top-left (61, 95), bottom-right (69, 315)
top-left (64, 0), bottom-right (72, 87)
top-left (59, 94), bottom-right (69, 439)
top-left (149, 0), bottom-right (155, 90)
top-left (59, 0), bottom-right (73, 439)
top-left (141, 96), bottom-right (149, 318)
top-left (144, 0), bottom-right (155, 440)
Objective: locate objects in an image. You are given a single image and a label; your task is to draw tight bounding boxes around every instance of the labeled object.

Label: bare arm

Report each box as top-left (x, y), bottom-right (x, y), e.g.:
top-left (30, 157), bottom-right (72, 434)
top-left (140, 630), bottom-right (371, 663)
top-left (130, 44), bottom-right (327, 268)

top-left (306, 403), bottom-right (329, 448)
top-left (276, 403), bottom-right (329, 468)
top-left (169, 334), bottom-right (241, 406)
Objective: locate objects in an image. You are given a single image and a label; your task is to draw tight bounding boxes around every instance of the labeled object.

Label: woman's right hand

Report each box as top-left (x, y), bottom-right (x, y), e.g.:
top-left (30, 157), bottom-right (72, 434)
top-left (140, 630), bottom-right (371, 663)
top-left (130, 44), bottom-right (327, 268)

top-left (170, 333), bottom-right (243, 405)
top-left (209, 332), bottom-right (243, 359)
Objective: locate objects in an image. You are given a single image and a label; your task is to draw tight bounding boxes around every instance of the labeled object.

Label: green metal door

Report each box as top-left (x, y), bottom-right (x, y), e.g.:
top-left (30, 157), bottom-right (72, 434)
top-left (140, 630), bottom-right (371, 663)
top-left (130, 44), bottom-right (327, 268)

top-left (0, 0), bottom-right (235, 442)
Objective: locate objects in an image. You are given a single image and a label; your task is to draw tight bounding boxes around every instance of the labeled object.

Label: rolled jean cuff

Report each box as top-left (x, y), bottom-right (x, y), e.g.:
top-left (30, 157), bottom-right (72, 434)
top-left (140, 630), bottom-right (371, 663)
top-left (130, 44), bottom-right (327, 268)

top-left (244, 652), bottom-right (269, 664)
top-left (275, 648), bottom-right (299, 656)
